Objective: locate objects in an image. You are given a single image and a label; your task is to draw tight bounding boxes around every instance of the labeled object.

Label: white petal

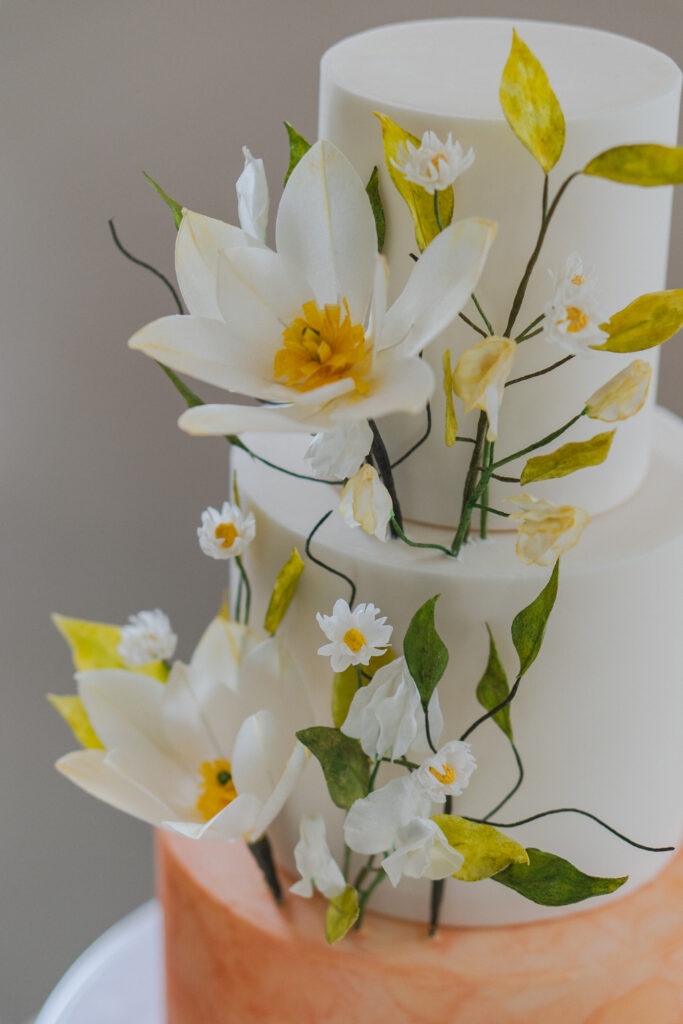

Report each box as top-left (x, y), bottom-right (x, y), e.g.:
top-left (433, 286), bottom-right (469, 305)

top-left (56, 749), bottom-right (172, 826)
top-left (190, 617), bottom-right (256, 692)
top-left (276, 140), bottom-right (378, 322)
top-left (304, 420), bottom-right (373, 479)
top-left (161, 662), bottom-right (234, 775)
top-left (77, 669), bottom-right (168, 755)
top-left (216, 247), bottom-right (312, 343)
top-left (343, 775), bottom-right (429, 855)
top-left (340, 356), bottom-right (435, 421)
top-left (236, 636), bottom-right (314, 734)
top-left (230, 710), bottom-right (291, 805)
top-left (175, 210), bottom-right (258, 319)
top-left (250, 741), bottom-right (308, 839)
top-left (105, 745), bottom-right (196, 817)
top-left (178, 402), bottom-right (329, 437)
top-left (380, 218), bottom-right (496, 357)
top-left (236, 147), bottom-right (269, 242)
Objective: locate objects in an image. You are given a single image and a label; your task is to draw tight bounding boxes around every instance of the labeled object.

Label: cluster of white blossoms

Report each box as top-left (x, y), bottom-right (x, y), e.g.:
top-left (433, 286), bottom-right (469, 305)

top-left (197, 501), bottom-right (256, 560)
top-left (543, 253), bottom-right (608, 356)
top-left (117, 609), bottom-right (177, 667)
top-left (391, 130), bottom-right (475, 194)
top-left (317, 598), bottom-right (392, 672)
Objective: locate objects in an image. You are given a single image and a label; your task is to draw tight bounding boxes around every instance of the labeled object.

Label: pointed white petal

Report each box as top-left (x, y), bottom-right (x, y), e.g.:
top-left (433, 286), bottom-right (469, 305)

top-left (216, 247), bottom-right (311, 341)
top-left (105, 746), bottom-right (196, 815)
top-left (56, 750), bottom-right (172, 826)
top-left (202, 792), bottom-right (262, 841)
top-left (230, 710), bottom-right (291, 805)
top-left (175, 210), bottom-right (259, 319)
top-left (178, 402), bottom-right (330, 437)
top-left (77, 669), bottom-right (168, 755)
top-left (336, 356), bottom-right (435, 421)
top-left (236, 147), bottom-right (269, 242)
top-left (190, 617), bottom-right (256, 692)
top-left (250, 741), bottom-right (308, 839)
top-left (161, 662), bottom-right (234, 775)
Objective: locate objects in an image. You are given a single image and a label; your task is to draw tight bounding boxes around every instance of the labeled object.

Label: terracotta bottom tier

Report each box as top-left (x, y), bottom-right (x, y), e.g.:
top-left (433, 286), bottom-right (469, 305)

top-left (158, 831), bottom-right (683, 1024)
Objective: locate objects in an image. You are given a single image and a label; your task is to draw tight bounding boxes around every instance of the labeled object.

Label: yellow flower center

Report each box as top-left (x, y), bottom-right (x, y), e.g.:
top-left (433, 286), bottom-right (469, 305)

top-left (562, 306), bottom-right (590, 333)
top-left (571, 274), bottom-right (586, 286)
top-left (215, 523), bottom-right (238, 549)
top-left (274, 300), bottom-right (370, 395)
top-left (430, 152), bottom-right (448, 171)
top-left (429, 763), bottom-right (456, 785)
top-left (343, 628), bottom-right (366, 653)
top-left (196, 759), bottom-right (237, 821)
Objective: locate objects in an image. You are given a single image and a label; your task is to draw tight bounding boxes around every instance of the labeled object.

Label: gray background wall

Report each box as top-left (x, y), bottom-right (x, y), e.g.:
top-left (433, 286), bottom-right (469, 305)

top-left (1, 1), bottom-right (681, 1021)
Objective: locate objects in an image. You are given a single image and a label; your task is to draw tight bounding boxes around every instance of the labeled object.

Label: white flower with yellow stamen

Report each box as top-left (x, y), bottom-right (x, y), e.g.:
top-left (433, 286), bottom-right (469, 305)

top-left (290, 813), bottom-right (346, 900)
top-left (341, 656), bottom-right (443, 761)
top-left (128, 141), bottom-right (495, 440)
top-left (543, 253), bottom-right (608, 355)
top-left (415, 740), bottom-right (477, 802)
top-left (452, 336), bottom-right (516, 441)
top-left (391, 130), bottom-right (475, 194)
top-left (197, 501), bottom-right (256, 560)
top-left (304, 420), bottom-right (374, 480)
top-left (236, 146), bottom-right (269, 244)
top-left (117, 609), bottom-right (177, 667)
top-left (586, 359), bottom-right (652, 422)
top-left (338, 464), bottom-right (393, 541)
top-left (316, 598), bottom-right (392, 673)
top-left (506, 493), bottom-right (589, 567)
top-left (56, 618), bottom-right (312, 843)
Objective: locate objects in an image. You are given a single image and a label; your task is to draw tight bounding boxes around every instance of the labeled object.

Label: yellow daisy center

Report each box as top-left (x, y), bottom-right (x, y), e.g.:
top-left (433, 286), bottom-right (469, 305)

top-left (274, 300), bottom-right (370, 395)
top-left (563, 306), bottom-right (590, 333)
top-left (430, 152), bottom-right (448, 171)
top-left (343, 628), bottom-right (366, 653)
top-left (571, 274), bottom-right (586, 286)
top-left (215, 522), bottom-right (238, 549)
top-left (429, 763), bottom-right (456, 785)
top-left (196, 759), bottom-right (237, 821)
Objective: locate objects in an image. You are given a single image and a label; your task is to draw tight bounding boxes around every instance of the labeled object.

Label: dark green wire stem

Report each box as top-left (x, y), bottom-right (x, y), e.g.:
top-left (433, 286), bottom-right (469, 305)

top-left (305, 511), bottom-right (357, 606)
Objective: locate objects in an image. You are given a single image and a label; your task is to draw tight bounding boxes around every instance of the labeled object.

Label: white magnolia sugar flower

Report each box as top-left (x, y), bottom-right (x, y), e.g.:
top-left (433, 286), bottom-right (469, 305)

top-left (506, 493), bottom-right (589, 566)
top-left (452, 336), bottom-right (516, 442)
top-left (236, 146), bottom-right (269, 244)
top-left (197, 501), bottom-right (256, 559)
top-left (117, 609), bottom-right (178, 667)
top-left (543, 254), bottom-right (608, 355)
top-left (382, 817), bottom-right (464, 888)
top-left (57, 619), bottom-right (312, 843)
top-left (304, 420), bottom-right (374, 480)
top-left (341, 656), bottom-right (443, 762)
top-left (316, 598), bottom-right (392, 673)
top-left (129, 141), bottom-right (495, 443)
top-left (338, 464), bottom-right (393, 541)
top-left (290, 813), bottom-right (346, 900)
top-left (391, 131), bottom-right (475, 194)
top-left (415, 740), bottom-right (477, 802)
top-left (586, 359), bottom-right (652, 422)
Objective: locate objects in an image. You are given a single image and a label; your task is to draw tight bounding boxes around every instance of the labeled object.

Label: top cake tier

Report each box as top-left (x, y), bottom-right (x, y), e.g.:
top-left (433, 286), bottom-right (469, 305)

top-left (319, 19), bottom-right (681, 528)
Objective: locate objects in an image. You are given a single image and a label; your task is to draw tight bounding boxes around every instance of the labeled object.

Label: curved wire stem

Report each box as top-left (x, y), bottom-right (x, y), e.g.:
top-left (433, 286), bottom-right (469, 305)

top-left (391, 404), bottom-right (432, 469)
top-left (109, 218), bottom-right (183, 313)
top-left (483, 744), bottom-right (524, 821)
top-left (305, 511), bottom-right (357, 605)
top-left (460, 675), bottom-right (522, 742)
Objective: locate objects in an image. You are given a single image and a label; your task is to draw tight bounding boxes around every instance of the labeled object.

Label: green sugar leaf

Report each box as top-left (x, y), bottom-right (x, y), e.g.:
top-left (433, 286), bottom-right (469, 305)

top-left (325, 885), bottom-right (359, 944)
top-left (263, 548), bottom-right (305, 634)
top-left (476, 625), bottom-right (513, 742)
top-left (365, 166), bottom-right (386, 252)
top-left (284, 122), bottom-right (312, 185)
top-left (403, 595), bottom-right (449, 711)
top-left (520, 431), bottom-right (615, 485)
top-left (511, 561), bottom-right (559, 678)
top-left (493, 847), bottom-right (628, 905)
top-left (583, 145), bottom-right (683, 187)
top-left (143, 172), bottom-right (183, 229)
top-left (592, 290), bottom-right (683, 353)
top-left (296, 727), bottom-right (370, 810)
top-left (433, 814), bottom-right (529, 881)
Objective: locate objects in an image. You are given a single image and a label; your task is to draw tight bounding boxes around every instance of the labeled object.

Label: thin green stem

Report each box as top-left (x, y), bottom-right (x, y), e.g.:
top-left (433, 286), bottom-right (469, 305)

top-left (473, 504), bottom-right (509, 518)
top-left (459, 311), bottom-right (488, 338)
top-left (506, 354), bottom-right (574, 388)
top-left (391, 404), bottom-right (432, 469)
top-left (305, 511), bottom-right (357, 605)
top-left (353, 855), bottom-right (377, 892)
top-left (380, 756), bottom-right (419, 771)
top-left (355, 867), bottom-right (388, 929)
top-left (515, 326), bottom-right (545, 343)
top-left (429, 793), bottom-right (452, 936)
top-left (368, 759), bottom-right (382, 792)
top-left (452, 411), bottom-right (488, 554)
top-left (460, 675), bottom-right (522, 742)
top-left (234, 557), bottom-right (251, 625)
top-left (472, 293), bottom-right (494, 335)
top-left (390, 515), bottom-right (457, 558)
top-left (515, 313), bottom-right (546, 341)
top-left (469, 808), bottom-right (675, 854)
top-left (343, 844), bottom-right (352, 881)
top-left (433, 190), bottom-right (444, 232)
top-left (109, 218), bottom-right (183, 313)
top-left (483, 744), bottom-right (524, 821)
top-left (493, 410), bottom-right (587, 470)
top-left (234, 573), bottom-right (244, 623)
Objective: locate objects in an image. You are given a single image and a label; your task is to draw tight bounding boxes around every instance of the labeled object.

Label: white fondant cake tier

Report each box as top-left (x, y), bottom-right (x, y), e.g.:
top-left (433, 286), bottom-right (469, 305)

top-left (319, 19), bottom-right (682, 527)
top-left (234, 406), bottom-right (683, 926)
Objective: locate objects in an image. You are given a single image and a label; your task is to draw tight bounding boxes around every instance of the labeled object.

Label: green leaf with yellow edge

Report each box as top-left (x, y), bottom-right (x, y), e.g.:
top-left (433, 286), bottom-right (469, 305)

top-left (511, 561), bottom-right (559, 678)
top-left (375, 113), bottom-right (454, 251)
top-left (591, 290), bottom-right (683, 353)
top-left (365, 166), bottom-right (386, 253)
top-left (143, 172), bottom-right (183, 229)
top-left (52, 614), bottom-right (168, 681)
top-left (263, 548), bottom-right (305, 634)
top-left (520, 430), bottom-right (615, 486)
top-left (583, 145), bottom-right (683, 187)
top-left (403, 595), bottom-right (449, 711)
top-left (47, 694), bottom-right (104, 750)
top-left (296, 727), bottom-right (370, 810)
top-left (493, 847), bottom-right (628, 906)
top-left (476, 625), bottom-right (513, 742)
top-left (442, 349), bottom-right (458, 447)
top-left (331, 648), bottom-right (395, 729)
top-left (284, 122), bottom-right (311, 186)
top-left (325, 885), bottom-right (359, 944)
top-left (433, 814), bottom-right (529, 881)
top-left (499, 30), bottom-right (565, 173)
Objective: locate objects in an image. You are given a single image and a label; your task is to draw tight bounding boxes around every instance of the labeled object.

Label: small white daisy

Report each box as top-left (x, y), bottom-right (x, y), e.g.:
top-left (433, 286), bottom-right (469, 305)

top-left (415, 740), bottom-right (477, 802)
top-left (197, 502), bottom-right (256, 560)
top-left (543, 253), bottom-right (608, 355)
top-left (391, 130), bottom-right (475, 194)
top-left (316, 598), bottom-right (392, 673)
top-left (117, 609), bottom-right (177, 666)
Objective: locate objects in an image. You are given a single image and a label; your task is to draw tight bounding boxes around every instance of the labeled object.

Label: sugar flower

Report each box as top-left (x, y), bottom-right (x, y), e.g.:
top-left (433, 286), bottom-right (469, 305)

top-left (56, 619), bottom-right (312, 843)
top-left (415, 740), bottom-right (477, 802)
top-left (586, 359), bottom-right (652, 422)
top-left (197, 501), bottom-right (256, 559)
top-left (381, 817), bottom-right (464, 888)
top-left (290, 813), bottom-right (346, 900)
top-left (341, 656), bottom-right (443, 761)
top-left (543, 253), bottom-right (608, 356)
top-left (317, 598), bottom-right (392, 672)
top-left (117, 609), bottom-right (177, 667)
top-left (305, 420), bottom-right (374, 480)
top-left (452, 336), bottom-right (516, 441)
top-left (506, 494), bottom-right (589, 567)
top-left (129, 142), bottom-right (495, 441)
top-left (391, 131), bottom-right (475, 194)
top-left (338, 464), bottom-right (393, 541)
top-left (236, 146), bottom-right (269, 244)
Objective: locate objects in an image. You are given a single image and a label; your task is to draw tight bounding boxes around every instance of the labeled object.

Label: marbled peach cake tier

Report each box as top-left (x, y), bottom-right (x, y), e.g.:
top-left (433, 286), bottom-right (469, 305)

top-left (159, 831), bottom-right (683, 1024)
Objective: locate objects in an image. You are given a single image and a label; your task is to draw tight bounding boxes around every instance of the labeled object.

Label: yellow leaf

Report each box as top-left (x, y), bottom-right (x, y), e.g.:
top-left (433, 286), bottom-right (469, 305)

top-left (52, 614), bottom-right (168, 681)
top-left (520, 430), bottom-right (615, 485)
top-left (263, 548), bottom-right (305, 634)
top-left (433, 814), bottom-right (529, 881)
top-left (331, 647), bottom-right (395, 729)
top-left (47, 694), bottom-right (103, 749)
top-left (592, 290), bottom-right (683, 353)
top-left (583, 145), bottom-right (683, 187)
top-left (325, 885), bottom-right (359, 944)
top-left (232, 471), bottom-right (241, 508)
top-left (375, 113), bottom-right (454, 252)
top-left (442, 349), bottom-right (458, 446)
top-left (499, 30), bottom-right (565, 173)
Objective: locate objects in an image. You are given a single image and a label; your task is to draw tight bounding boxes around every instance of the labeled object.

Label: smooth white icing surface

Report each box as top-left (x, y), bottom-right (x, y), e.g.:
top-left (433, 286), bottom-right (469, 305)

top-left (318, 19), bottom-right (681, 527)
top-left (234, 407), bottom-right (683, 925)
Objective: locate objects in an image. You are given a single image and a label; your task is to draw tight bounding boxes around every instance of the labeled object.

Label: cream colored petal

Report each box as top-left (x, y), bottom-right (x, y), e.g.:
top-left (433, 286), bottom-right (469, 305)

top-left (56, 749), bottom-right (172, 826)
top-left (216, 247), bottom-right (312, 340)
top-left (250, 741), bottom-right (309, 840)
top-left (190, 617), bottom-right (257, 692)
top-left (178, 402), bottom-right (331, 437)
top-left (337, 356), bottom-right (435, 421)
top-left (160, 662), bottom-right (235, 776)
top-left (77, 669), bottom-right (168, 755)
top-left (175, 210), bottom-right (259, 319)
top-left (168, 793), bottom-right (262, 841)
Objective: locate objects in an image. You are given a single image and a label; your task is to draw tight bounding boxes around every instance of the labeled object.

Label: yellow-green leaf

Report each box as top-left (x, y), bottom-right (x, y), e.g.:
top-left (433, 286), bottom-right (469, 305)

top-left (284, 122), bottom-right (311, 186)
top-left (143, 172), bottom-right (183, 229)
top-left (521, 430), bottom-right (615, 485)
top-left (375, 113), bottom-right (454, 251)
top-left (296, 727), bottom-right (370, 810)
top-left (331, 648), bottom-right (395, 729)
top-left (511, 561), bottom-right (559, 678)
top-left (325, 885), bottom-right (359, 944)
top-left (47, 694), bottom-right (103, 749)
top-left (442, 349), bottom-right (458, 447)
top-left (476, 625), bottom-right (513, 742)
top-left (263, 548), bottom-right (305, 634)
top-left (433, 814), bottom-right (529, 881)
top-left (52, 614), bottom-right (168, 681)
top-left (592, 290), bottom-right (683, 353)
top-left (583, 145), bottom-right (683, 187)
top-left (365, 166), bottom-right (386, 253)
top-left (493, 848), bottom-right (627, 905)
top-left (499, 30), bottom-right (565, 173)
